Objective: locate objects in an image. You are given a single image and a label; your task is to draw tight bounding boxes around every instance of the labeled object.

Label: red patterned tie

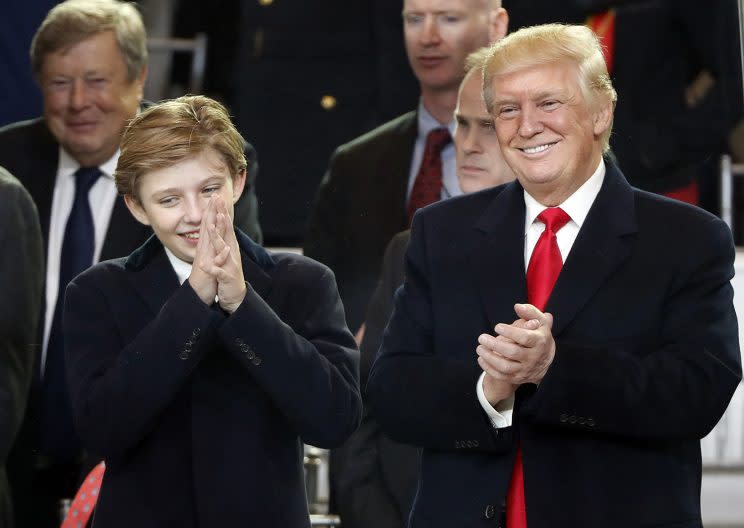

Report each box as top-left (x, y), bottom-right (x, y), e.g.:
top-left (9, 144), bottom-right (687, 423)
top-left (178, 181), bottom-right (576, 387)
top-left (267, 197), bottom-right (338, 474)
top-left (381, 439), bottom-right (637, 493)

top-left (61, 461), bottom-right (105, 528)
top-left (507, 207), bottom-right (570, 528)
top-left (407, 127), bottom-right (451, 224)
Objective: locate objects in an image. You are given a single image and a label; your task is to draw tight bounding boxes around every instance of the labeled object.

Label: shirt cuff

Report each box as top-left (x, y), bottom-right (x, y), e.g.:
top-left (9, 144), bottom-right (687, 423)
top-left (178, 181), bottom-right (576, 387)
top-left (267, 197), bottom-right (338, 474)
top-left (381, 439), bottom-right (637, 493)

top-left (476, 372), bottom-right (514, 429)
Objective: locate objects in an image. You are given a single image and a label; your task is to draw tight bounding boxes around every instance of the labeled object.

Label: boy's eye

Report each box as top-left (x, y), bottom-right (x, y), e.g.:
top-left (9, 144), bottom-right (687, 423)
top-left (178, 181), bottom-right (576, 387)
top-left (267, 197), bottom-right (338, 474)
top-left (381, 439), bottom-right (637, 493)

top-left (203, 186), bottom-right (220, 194)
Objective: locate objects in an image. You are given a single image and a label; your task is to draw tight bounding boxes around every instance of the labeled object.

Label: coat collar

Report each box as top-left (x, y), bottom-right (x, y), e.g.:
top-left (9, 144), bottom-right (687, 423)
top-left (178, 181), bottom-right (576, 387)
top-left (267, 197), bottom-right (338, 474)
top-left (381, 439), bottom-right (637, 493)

top-left (472, 161), bottom-right (638, 335)
top-left (124, 229), bottom-right (276, 315)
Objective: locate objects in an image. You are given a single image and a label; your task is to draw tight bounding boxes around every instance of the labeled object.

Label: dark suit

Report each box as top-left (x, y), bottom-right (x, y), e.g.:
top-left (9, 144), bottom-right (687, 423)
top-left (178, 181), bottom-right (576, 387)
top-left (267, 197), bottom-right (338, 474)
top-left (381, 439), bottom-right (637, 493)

top-left (0, 167), bottom-right (43, 528)
top-left (63, 232), bottom-right (362, 527)
top-left (367, 163), bottom-right (742, 527)
top-left (335, 230), bottom-right (418, 528)
top-left (304, 111), bottom-right (417, 333)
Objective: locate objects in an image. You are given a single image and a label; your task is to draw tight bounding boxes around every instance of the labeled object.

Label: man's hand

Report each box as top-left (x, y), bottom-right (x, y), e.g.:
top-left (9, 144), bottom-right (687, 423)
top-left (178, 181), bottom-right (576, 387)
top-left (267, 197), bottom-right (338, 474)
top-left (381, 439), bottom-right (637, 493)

top-left (476, 303), bottom-right (556, 387)
top-left (188, 197), bottom-right (219, 305)
top-left (207, 196), bottom-right (246, 314)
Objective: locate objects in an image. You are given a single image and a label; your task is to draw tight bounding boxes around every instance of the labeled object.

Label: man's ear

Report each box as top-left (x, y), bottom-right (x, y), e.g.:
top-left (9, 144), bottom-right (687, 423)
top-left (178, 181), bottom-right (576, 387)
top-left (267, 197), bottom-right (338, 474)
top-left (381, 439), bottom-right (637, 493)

top-left (593, 97), bottom-right (613, 137)
top-left (124, 194), bottom-right (151, 226)
top-left (232, 169), bottom-right (247, 204)
top-left (489, 8), bottom-right (509, 44)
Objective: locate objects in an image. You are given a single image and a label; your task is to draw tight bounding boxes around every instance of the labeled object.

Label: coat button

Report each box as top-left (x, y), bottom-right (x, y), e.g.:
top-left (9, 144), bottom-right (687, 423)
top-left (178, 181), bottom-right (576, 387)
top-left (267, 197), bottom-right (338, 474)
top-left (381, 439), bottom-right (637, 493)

top-left (559, 413), bottom-right (568, 423)
top-left (252, 356), bottom-right (262, 366)
top-left (320, 95), bottom-right (337, 110)
top-left (484, 504), bottom-right (496, 519)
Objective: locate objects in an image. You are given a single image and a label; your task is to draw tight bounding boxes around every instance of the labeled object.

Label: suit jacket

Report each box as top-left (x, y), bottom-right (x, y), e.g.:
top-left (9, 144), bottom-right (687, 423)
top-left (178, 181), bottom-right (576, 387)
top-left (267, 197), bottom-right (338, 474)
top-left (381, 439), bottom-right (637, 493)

top-left (367, 163), bottom-right (742, 527)
top-left (335, 229), bottom-right (418, 528)
top-left (0, 167), bottom-right (43, 528)
top-left (63, 232), bottom-right (362, 527)
top-left (304, 111), bottom-right (417, 332)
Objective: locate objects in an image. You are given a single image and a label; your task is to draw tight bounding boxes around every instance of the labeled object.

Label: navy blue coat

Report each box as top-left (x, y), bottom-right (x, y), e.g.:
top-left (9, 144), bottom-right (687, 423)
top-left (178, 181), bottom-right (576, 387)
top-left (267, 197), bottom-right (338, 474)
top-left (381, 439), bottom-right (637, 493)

top-left (367, 163), bottom-right (742, 527)
top-left (64, 232), bottom-right (362, 527)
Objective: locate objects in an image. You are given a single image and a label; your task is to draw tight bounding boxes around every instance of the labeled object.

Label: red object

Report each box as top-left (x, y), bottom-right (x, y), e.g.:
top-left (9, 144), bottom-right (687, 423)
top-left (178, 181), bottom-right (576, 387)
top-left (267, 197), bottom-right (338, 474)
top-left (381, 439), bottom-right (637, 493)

top-left (407, 128), bottom-right (451, 225)
top-left (61, 461), bottom-right (105, 528)
top-left (507, 207), bottom-right (571, 527)
top-left (661, 181), bottom-right (699, 206)
top-left (586, 10), bottom-right (616, 74)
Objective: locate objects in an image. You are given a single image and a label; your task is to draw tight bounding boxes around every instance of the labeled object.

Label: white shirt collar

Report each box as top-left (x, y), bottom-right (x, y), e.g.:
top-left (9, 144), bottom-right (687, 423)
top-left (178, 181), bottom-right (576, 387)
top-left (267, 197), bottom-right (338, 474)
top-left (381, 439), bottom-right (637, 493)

top-left (164, 247), bottom-right (192, 284)
top-left (524, 158), bottom-right (606, 232)
top-left (417, 99), bottom-right (456, 139)
top-left (58, 146), bottom-right (119, 181)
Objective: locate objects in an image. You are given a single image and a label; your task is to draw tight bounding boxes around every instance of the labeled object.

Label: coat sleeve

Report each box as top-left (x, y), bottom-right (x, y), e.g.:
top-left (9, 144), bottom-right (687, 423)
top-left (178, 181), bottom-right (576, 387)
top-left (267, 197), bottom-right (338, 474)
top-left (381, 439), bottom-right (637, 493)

top-left (0, 177), bottom-right (43, 462)
top-left (216, 258), bottom-right (362, 448)
top-left (522, 216), bottom-right (742, 441)
top-left (65, 278), bottom-right (224, 458)
top-left (367, 213), bottom-right (513, 452)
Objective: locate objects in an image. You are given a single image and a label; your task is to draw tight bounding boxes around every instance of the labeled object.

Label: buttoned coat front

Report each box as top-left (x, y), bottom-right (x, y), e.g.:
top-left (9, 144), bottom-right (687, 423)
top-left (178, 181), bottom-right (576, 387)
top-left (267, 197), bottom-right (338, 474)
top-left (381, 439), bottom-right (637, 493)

top-left (63, 232), bottom-right (362, 527)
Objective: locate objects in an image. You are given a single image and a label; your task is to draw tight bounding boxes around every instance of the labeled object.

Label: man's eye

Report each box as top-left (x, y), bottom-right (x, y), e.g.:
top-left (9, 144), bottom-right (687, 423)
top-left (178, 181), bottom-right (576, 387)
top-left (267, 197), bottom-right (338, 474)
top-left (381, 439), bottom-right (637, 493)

top-left (403, 13), bottom-right (422, 25)
top-left (481, 120), bottom-right (496, 131)
top-left (497, 107), bottom-right (518, 119)
top-left (203, 186), bottom-right (220, 194)
top-left (159, 197), bottom-right (176, 206)
top-left (541, 100), bottom-right (560, 110)
top-left (442, 14), bottom-right (461, 23)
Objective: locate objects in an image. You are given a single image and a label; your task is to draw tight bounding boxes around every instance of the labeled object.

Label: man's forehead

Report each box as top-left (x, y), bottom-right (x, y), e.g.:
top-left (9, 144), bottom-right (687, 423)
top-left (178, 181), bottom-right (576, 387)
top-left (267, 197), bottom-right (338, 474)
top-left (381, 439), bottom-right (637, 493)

top-left (404, 0), bottom-right (486, 12)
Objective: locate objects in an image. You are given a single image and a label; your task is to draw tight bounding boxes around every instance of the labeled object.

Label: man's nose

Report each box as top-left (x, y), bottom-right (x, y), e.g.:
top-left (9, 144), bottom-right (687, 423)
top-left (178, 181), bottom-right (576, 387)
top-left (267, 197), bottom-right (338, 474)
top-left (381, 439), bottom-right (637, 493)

top-left (463, 127), bottom-right (482, 153)
top-left (69, 79), bottom-right (90, 110)
top-left (517, 106), bottom-right (543, 137)
top-left (420, 16), bottom-right (442, 46)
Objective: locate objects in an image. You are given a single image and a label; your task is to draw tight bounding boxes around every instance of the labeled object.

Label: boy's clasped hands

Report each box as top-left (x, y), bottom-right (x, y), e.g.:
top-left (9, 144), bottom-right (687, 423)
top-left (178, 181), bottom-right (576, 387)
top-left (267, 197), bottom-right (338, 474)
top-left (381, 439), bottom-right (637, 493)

top-left (188, 195), bottom-right (246, 314)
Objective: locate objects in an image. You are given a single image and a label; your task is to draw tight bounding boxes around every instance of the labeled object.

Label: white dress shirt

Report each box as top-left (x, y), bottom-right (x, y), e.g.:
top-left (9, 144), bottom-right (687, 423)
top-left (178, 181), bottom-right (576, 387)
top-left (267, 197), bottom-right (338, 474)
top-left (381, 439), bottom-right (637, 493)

top-left (407, 100), bottom-right (461, 202)
top-left (41, 148), bottom-right (119, 375)
top-left (165, 247), bottom-right (192, 285)
top-left (477, 158), bottom-right (606, 428)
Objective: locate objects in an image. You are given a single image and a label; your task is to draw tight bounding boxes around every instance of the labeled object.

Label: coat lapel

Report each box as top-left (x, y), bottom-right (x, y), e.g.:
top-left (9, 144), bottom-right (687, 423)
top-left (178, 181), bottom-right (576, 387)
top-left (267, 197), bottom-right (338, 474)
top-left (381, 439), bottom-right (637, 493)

top-left (545, 163), bottom-right (638, 335)
top-left (124, 236), bottom-right (181, 316)
top-left (473, 181), bottom-right (529, 326)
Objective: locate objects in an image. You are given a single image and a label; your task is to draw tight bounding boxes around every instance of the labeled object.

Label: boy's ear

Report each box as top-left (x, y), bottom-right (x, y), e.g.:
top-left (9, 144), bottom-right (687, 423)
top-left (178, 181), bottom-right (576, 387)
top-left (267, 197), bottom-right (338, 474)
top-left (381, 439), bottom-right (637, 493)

top-left (124, 194), bottom-right (151, 226)
top-left (232, 169), bottom-right (247, 204)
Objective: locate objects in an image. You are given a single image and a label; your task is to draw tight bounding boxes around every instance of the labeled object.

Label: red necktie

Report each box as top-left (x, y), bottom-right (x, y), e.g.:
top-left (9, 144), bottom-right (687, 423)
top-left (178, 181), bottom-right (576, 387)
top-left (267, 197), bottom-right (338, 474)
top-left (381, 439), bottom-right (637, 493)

top-left (407, 127), bottom-right (451, 225)
top-left (506, 207), bottom-right (570, 528)
top-left (61, 461), bottom-right (105, 528)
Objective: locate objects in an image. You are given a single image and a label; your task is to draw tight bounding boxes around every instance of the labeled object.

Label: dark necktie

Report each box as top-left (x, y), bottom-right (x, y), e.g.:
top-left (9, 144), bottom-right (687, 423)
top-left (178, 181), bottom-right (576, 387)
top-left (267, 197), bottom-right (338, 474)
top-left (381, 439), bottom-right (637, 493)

top-left (407, 127), bottom-right (451, 225)
top-left (41, 166), bottom-right (102, 459)
top-left (507, 207), bottom-right (570, 528)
